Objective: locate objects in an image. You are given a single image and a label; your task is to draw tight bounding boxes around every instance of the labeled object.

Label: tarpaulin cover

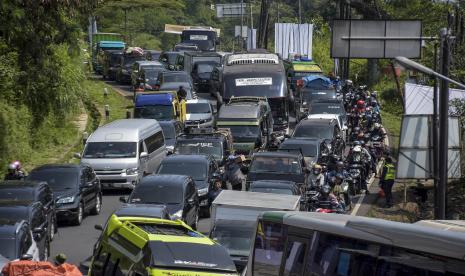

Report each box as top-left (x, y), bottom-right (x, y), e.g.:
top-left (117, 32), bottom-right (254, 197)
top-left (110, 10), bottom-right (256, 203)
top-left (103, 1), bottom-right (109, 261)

top-left (302, 76), bottom-right (333, 89)
top-left (1, 260), bottom-right (82, 276)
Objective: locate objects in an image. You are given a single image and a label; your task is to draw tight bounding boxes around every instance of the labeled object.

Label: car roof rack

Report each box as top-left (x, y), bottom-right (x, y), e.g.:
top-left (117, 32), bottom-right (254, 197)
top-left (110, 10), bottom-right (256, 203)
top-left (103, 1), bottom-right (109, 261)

top-left (228, 96), bottom-right (268, 104)
top-left (227, 53), bottom-right (279, 65)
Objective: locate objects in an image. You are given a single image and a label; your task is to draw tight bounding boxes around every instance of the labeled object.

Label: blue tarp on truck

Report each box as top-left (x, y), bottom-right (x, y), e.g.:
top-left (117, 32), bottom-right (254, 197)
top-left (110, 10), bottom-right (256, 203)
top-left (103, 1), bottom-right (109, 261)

top-left (303, 75), bottom-right (333, 89)
top-left (135, 93), bottom-right (173, 107)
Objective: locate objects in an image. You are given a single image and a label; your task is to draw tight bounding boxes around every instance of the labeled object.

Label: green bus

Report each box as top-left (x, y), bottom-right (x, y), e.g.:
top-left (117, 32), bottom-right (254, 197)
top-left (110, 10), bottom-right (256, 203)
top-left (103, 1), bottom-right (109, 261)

top-left (245, 211), bottom-right (465, 276)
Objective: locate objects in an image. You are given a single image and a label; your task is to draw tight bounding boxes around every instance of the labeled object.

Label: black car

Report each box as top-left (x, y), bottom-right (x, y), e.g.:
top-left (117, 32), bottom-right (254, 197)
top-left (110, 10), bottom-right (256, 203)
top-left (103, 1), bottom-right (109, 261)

top-left (159, 120), bottom-right (184, 153)
top-left (135, 67), bottom-right (167, 92)
top-left (156, 71), bottom-right (194, 99)
top-left (278, 137), bottom-right (322, 167)
top-left (145, 50), bottom-right (161, 61)
top-left (114, 204), bottom-right (171, 220)
top-left (156, 154), bottom-right (220, 214)
top-left (249, 180), bottom-right (301, 195)
top-left (292, 118), bottom-right (343, 156)
top-left (0, 181), bottom-right (57, 241)
top-left (246, 152), bottom-right (308, 189)
top-left (121, 175), bottom-right (199, 229)
top-left (28, 164), bottom-right (102, 226)
top-left (0, 202), bottom-right (49, 260)
top-left (0, 220), bottom-right (38, 264)
top-left (192, 61), bottom-right (220, 93)
top-left (308, 99), bottom-right (347, 128)
top-left (116, 54), bottom-right (146, 84)
top-left (174, 128), bottom-right (234, 166)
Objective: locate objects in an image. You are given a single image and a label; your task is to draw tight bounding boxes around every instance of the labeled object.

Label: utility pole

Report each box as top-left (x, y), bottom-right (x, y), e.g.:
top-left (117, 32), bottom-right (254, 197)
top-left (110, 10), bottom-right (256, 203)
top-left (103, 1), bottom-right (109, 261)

top-left (432, 43), bottom-right (439, 219)
top-left (241, 0), bottom-right (244, 51)
top-left (437, 27), bottom-right (452, 219)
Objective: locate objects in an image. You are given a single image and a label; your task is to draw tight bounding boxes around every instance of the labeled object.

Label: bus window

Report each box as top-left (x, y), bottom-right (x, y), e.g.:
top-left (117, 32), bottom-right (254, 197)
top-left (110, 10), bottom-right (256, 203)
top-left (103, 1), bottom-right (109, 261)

top-left (307, 233), bottom-right (377, 276)
top-left (253, 220), bottom-right (286, 276)
top-left (283, 238), bottom-right (308, 276)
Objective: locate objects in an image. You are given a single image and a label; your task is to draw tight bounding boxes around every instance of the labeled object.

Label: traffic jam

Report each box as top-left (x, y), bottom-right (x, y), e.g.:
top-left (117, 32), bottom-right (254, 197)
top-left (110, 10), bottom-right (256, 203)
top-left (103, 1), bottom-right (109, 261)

top-left (1, 27), bottom-right (465, 276)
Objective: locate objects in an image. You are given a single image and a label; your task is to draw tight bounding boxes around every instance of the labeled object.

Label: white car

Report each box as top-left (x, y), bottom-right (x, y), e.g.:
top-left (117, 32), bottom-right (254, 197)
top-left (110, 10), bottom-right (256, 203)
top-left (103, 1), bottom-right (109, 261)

top-left (185, 99), bottom-right (215, 128)
top-left (307, 113), bottom-right (347, 141)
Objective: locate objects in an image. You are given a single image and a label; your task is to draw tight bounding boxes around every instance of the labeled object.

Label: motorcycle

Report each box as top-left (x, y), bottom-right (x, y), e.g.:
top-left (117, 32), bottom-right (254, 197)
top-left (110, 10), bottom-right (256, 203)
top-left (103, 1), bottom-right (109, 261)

top-left (348, 163), bottom-right (365, 195)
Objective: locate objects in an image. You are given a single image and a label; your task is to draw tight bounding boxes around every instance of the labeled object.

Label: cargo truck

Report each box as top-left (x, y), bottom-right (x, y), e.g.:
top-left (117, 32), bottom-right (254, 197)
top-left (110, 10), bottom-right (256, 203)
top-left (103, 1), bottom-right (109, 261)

top-left (91, 33), bottom-right (125, 74)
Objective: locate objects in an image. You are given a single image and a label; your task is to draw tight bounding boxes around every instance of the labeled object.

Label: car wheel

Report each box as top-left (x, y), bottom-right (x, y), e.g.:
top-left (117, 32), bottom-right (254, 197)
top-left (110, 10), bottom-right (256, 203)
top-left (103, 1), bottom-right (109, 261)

top-left (73, 202), bottom-right (84, 226)
top-left (90, 194), bottom-right (102, 215)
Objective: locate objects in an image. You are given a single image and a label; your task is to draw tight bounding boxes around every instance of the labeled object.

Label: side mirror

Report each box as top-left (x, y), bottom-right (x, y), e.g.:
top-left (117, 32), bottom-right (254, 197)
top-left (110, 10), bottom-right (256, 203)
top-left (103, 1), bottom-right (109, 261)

top-left (140, 152), bottom-right (148, 158)
top-left (119, 196), bottom-right (128, 203)
top-left (94, 224), bottom-right (104, 231)
top-left (20, 254), bottom-right (33, 261)
top-left (74, 152), bottom-right (82, 159)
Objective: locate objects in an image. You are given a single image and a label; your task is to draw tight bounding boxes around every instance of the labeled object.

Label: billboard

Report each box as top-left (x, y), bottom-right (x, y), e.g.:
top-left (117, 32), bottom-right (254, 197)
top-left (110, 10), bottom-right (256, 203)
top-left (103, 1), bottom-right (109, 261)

top-left (216, 3), bottom-right (247, 18)
top-left (405, 82), bottom-right (465, 115)
top-left (275, 23), bottom-right (313, 60)
top-left (396, 115), bottom-right (461, 179)
top-left (331, 20), bottom-right (422, 59)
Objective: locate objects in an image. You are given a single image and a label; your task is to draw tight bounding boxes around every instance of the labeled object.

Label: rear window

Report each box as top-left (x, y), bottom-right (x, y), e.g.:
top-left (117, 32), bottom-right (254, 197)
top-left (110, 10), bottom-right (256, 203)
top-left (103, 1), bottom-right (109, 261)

top-left (250, 156), bottom-right (302, 174)
top-left (0, 189), bottom-right (34, 202)
top-left (293, 124), bottom-right (333, 140)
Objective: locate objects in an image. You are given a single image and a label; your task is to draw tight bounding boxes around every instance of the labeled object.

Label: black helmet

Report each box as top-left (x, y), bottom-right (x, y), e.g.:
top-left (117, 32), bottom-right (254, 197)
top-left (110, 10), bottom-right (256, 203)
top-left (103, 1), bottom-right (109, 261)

top-left (336, 161), bottom-right (344, 168)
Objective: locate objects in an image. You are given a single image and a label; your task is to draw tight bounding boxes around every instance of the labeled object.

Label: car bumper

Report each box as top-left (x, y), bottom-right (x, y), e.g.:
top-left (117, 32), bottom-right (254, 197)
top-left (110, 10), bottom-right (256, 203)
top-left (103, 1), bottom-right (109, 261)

top-left (185, 120), bottom-right (214, 128)
top-left (96, 174), bottom-right (139, 189)
top-left (55, 203), bottom-right (79, 221)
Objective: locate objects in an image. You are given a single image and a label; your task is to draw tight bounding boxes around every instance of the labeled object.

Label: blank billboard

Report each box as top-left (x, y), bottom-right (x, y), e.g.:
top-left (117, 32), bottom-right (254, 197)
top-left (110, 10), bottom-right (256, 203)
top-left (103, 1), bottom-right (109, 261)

top-left (331, 20), bottom-right (422, 59)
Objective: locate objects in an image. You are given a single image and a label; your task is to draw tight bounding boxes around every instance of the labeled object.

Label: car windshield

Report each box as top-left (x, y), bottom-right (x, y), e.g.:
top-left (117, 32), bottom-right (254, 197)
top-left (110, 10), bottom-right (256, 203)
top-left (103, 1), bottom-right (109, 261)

top-left (123, 56), bottom-right (145, 67)
top-left (310, 103), bottom-right (343, 114)
top-left (160, 124), bottom-right (176, 140)
top-left (0, 238), bottom-right (16, 260)
top-left (196, 63), bottom-right (215, 74)
top-left (211, 224), bottom-right (255, 256)
top-left (0, 189), bottom-right (34, 202)
top-left (227, 125), bottom-right (260, 139)
top-left (251, 187), bottom-right (294, 195)
top-left (279, 143), bottom-right (318, 157)
top-left (250, 156), bottom-right (302, 174)
top-left (164, 74), bottom-right (189, 83)
top-left (166, 54), bottom-right (178, 64)
top-left (175, 141), bottom-right (222, 160)
top-left (181, 31), bottom-right (215, 51)
top-left (134, 106), bottom-right (174, 120)
top-left (158, 161), bottom-right (207, 181)
top-left (149, 242), bottom-right (236, 272)
top-left (186, 103), bottom-right (211, 114)
top-left (130, 184), bottom-right (183, 204)
top-left (83, 142), bottom-right (137, 158)
top-left (302, 89), bottom-right (336, 102)
top-left (109, 54), bottom-right (121, 66)
top-left (293, 124), bottom-right (333, 139)
top-left (28, 168), bottom-right (78, 191)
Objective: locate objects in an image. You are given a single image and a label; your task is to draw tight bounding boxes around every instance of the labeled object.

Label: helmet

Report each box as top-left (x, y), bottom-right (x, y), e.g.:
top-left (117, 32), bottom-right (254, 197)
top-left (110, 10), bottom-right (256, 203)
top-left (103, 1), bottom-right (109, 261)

top-left (8, 163), bottom-right (17, 172)
top-left (345, 79), bottom-right (353, 86)
top-left (336, 161), bottom-right (344, 168)
top-left (335, 134), bottom-right (341, 139)
top-left (374, 123), bottom-right (381, 129)
top-left (13, 161), bottom-right (21, 170)
top-left (312, 164), bottom-right (322, 175)
top-left (357, 100), bottom-right (365, 107)
top-left (353, 145), bottom-right (362, 152)
top-left (371, 100), bottom-right (378, 106)
top-left (371, 91), bottom-right (377, 98)
top-left (354, 127), bottom-right (361, 133)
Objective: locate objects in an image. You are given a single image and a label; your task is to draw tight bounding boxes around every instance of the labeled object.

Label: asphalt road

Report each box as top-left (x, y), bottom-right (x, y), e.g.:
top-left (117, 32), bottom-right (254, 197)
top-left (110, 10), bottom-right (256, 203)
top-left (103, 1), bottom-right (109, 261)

top-left (49, 80), bottom-right (379, 269)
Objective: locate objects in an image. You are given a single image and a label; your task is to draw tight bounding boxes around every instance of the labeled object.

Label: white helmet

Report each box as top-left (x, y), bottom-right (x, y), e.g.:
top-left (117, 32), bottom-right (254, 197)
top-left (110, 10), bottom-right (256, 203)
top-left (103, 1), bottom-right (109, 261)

top-left (353, 145), bottom-right (362, 152)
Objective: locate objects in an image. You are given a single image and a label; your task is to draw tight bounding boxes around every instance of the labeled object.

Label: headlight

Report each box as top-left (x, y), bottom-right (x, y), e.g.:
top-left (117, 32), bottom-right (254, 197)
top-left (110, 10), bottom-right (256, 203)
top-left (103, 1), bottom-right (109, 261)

top-left (172, 209), bottom-right (183, 220)
top-left (57, 196), bottom-right (75, 204)
top-left (198, 187), bottom-right (208, 196)
top-left (126, 168), bottom-right (138, 175)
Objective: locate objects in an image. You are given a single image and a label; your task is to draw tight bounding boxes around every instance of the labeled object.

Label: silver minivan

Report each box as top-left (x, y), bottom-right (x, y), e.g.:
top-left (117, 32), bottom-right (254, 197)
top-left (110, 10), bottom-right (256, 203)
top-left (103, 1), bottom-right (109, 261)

top-left (77, 119), bottom-right (166, 189)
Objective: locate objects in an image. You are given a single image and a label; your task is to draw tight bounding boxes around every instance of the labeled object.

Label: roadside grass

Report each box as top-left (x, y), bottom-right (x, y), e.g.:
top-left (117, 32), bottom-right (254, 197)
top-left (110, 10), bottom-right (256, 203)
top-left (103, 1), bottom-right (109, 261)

top-left (381, 110), bottom-right (401, 157)
top-left (61, 79), bottom-right (132, 164)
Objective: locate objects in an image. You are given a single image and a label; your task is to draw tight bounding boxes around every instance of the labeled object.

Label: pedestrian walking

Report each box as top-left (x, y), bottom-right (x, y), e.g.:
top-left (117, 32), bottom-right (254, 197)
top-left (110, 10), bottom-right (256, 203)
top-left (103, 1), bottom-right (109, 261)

top-left (380, 156), bottom-right (395, 208)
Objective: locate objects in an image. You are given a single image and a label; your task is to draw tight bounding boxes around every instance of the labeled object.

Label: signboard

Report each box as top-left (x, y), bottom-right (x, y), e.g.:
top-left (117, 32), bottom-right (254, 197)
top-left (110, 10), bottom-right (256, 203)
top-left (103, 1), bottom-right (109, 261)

top-left (405, 82), bottom-right (465, 115)
top-left (190, 35), bottom-right (208, 41)
top-left (396, 115), bottom-right (461, 179)
top-left (275, 23), bottom-right (313, 60)
top-left (235, 78), bottom-right (272, 86)
top-left (331, 20), bottom-right (422, 58)
top-left (216, 3), bottom-right (247, 18)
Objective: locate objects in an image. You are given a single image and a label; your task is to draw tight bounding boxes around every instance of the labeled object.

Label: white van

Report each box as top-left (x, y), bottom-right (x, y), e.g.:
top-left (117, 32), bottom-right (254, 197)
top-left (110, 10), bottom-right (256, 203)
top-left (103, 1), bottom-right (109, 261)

top-left (77, 119), bottom-right (166, 189)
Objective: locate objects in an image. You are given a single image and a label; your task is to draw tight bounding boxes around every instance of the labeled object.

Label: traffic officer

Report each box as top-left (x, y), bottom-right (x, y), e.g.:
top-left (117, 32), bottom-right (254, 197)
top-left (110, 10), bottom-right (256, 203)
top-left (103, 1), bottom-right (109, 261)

top-left (380, 156), bottom-right (396, 208)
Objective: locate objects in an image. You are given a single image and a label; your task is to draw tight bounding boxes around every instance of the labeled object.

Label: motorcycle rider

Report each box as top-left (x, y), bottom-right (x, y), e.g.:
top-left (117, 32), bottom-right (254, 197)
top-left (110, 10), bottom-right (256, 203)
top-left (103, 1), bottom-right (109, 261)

top-left (308, 164), bottom-right (325, 188)
top-left (371, 123), bottom-right (387, 140)
top-left (327, 161), bottom-right (349, 181)
top-left (223, 154), bottom-right (246, 191)
top-left (4, 161), bottom-right (26, 180)
top-left (347, 145), bottom-right (371, 193)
